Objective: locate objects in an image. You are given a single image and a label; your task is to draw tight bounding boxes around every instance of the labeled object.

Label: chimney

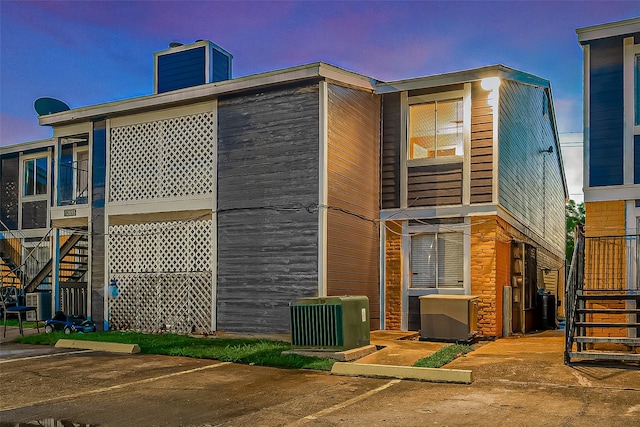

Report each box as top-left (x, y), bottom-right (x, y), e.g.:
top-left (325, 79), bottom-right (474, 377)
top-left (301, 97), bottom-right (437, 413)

top-left (153, 40), bottom-right (233, 94)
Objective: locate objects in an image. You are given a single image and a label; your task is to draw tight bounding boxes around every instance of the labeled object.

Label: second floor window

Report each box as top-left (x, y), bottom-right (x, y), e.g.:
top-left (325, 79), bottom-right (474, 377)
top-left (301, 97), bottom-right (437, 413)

top-left (23, 157), bottom-right (48, 196)
top-left (409, 98), bottom-right (463, 160)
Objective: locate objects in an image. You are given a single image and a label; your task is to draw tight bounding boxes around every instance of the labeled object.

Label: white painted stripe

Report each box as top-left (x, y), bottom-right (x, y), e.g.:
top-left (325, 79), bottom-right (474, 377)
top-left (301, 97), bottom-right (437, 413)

top-left (0, 349), bottom-right (94, 364)
top-left (0, 361), bottom-right (231, 412)
top-left (286, 379), bottom-right (400, 426)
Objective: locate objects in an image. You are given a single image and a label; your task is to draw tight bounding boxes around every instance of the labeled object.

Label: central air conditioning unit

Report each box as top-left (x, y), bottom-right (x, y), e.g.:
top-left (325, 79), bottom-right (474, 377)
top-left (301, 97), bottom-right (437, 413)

top-left (25, 291), bottom-right (52, 322)
top-left (290, 296), bottom-right (370, 351)
top-left (419, 295), bottom-right (478, 341)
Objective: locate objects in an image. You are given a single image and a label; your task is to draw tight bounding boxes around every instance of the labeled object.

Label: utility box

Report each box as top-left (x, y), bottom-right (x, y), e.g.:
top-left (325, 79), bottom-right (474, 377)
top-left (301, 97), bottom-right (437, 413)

top-left (420, 295), bottom-right (478, 341)
top-left (290, 296), bottom-right (370, 351)
top-left (25, 291), bottom-right (52, 322)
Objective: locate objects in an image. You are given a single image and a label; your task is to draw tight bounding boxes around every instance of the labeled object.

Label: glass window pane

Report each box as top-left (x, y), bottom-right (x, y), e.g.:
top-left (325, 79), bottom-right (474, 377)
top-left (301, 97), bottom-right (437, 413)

top-left (24, 159), bottom-right (35, 196)
top-left (35, 157), bottom-right (48, 195)
top-left (437, 233), bottom-right (464, 288)
top-left (410, 234), bottom-right (436, 288)
top-left (409, 103), bottom-right (435, 159)
top-left (436, 100), bottom-right (463, 156)
top-left (58, 145), bottom-right (74, 205)
top-left (76, 150), bottom-right (89, 203)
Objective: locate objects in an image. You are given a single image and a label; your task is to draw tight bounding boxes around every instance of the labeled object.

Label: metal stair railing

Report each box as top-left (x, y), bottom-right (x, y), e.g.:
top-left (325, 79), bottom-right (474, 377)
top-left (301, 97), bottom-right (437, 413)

top-left (564, 226), bottom-right (584, 364)
top-left (24, 231), bottom-right (84, 293)
top-left (1, 220), bottom-right (53, 291)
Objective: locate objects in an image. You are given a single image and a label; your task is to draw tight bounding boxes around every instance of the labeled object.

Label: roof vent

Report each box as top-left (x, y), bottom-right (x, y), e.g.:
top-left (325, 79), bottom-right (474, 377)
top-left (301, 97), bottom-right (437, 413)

top-left (154, 40), bottom-right (233, 94)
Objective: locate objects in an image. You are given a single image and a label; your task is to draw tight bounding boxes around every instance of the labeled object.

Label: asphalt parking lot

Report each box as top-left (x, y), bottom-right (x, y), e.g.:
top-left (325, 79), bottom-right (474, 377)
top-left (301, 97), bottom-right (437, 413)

top-left (1, 329), bottom-right (639, 426)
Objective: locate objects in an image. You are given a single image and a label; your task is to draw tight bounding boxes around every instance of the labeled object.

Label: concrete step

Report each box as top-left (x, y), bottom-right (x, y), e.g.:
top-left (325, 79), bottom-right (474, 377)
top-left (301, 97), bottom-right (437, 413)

top-left (569, 351), bottom-right (640, 362)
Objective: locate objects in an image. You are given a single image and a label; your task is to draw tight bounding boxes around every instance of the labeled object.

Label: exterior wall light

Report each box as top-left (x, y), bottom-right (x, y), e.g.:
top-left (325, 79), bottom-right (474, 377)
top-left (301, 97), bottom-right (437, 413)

top-left (481, 77), bottom-right (501, 91)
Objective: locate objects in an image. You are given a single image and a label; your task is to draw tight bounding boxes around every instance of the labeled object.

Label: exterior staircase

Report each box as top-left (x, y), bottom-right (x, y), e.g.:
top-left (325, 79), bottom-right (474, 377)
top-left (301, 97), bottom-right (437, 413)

top-left (565, 230), bottom-right (640, 364)
top-left (57, 232), bottom-right (89, 317)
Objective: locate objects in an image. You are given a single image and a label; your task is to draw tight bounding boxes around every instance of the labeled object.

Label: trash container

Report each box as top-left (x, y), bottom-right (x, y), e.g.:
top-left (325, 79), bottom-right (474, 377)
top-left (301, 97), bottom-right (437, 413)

top-left (537, 292), bottom-right (556, 330)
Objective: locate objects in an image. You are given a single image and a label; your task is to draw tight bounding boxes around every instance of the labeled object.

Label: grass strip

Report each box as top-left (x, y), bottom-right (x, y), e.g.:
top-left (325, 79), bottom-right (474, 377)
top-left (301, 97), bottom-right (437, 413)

top-left (412, 344), bottom-right (473, 368)
top-left (14, 331), bottom-right (336, 371)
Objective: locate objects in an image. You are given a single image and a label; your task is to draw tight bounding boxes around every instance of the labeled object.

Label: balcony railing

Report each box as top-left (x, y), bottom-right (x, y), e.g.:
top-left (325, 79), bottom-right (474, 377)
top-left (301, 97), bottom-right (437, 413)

top-left (58, 160), bottom-right (89, 206)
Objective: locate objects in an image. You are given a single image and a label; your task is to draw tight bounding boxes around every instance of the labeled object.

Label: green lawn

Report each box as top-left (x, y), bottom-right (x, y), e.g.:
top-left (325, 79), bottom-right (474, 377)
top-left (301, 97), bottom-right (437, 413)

top-left (14, 331), bottom-right (336, 371)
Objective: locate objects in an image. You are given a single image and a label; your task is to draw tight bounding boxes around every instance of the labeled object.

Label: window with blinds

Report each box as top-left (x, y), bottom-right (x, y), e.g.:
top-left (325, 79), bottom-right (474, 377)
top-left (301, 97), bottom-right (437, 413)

top-left (410, 232), bottom-right (464, 289)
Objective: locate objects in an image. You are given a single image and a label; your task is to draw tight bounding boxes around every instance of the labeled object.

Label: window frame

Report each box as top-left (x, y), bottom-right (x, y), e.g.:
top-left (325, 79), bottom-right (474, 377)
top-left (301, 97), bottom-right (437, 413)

top-left (20, 152), bottom-right (50, 200)
top-left (407, 90), bottom-right (466, 168)
top-left (409, 230), bottom-right (464, 290)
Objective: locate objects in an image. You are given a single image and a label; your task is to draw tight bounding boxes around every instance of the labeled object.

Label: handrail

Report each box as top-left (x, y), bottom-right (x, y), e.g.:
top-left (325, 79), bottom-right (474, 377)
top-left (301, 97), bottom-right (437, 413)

top-left (1, 228), bottom-right (54, 288)
top-left (564, 225), bottom-right (584, 364)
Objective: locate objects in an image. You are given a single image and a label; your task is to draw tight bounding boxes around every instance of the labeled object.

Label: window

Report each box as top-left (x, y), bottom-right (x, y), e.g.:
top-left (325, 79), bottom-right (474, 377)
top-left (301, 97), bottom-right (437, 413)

top-left (58, 135), bottom-right (89, 206)
top-left (410, 232), bottom-right (463, 288)
top-left (409, 99), bottom-right (463, 160)
top-left (23, 157), bottom-right (48, 196)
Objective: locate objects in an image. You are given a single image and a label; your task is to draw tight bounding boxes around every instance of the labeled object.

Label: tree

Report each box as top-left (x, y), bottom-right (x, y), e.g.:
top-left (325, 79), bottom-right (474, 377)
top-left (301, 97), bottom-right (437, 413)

top-left (566, 199), bottom-right (585, 261)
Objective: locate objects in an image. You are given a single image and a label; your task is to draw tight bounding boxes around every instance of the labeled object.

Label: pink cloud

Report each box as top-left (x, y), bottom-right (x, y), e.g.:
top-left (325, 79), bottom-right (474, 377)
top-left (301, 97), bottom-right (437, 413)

top-left (0, 113), bottom-right (52, 147)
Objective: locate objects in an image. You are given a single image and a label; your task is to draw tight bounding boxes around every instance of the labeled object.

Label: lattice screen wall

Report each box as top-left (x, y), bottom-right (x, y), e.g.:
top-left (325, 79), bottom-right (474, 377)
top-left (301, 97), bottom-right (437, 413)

top-left (109, 112), bottom-right (215, 202)
top-left (107, 220), bottom-right (213, 334)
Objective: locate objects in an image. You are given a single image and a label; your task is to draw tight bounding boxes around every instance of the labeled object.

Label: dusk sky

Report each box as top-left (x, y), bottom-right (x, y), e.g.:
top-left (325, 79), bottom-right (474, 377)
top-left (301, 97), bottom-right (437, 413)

top-left (2, 1), bottom-right (640, 200)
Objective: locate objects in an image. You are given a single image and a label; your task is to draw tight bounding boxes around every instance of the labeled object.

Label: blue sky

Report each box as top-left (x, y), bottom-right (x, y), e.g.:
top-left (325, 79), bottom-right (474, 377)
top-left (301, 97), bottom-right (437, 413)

top-left (1, 1), bottom-right (639, 199)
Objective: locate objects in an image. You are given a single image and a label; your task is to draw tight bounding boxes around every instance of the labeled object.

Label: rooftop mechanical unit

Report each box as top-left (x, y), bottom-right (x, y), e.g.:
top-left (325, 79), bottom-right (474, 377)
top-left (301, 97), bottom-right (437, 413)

top-left (154, 40), bottom-right (233, 94)
top-left (290, 296), bottom-right (370, 351)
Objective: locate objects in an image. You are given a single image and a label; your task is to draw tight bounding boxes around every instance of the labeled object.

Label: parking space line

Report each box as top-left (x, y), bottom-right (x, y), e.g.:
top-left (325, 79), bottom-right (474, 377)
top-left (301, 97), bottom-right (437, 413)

top-left (0, 361), bottom-right (232, 412)
top-left (286, 379), bottom-right (401, 426)
top-left (0, 349), bottom-right (95, 364)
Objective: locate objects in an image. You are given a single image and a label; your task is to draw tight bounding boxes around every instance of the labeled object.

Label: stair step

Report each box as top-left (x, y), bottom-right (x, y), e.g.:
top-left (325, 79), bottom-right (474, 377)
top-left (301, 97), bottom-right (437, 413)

top-left (575, 322), bottom-right (640, 328)
top-left (568, 351), bottom-right (640, 362)
top-left (578, 293), bottom-right (640, 300)
top-left (574, 336), bottom-right (640, 345)
top-left (576, 308), bottom-right (640, 314)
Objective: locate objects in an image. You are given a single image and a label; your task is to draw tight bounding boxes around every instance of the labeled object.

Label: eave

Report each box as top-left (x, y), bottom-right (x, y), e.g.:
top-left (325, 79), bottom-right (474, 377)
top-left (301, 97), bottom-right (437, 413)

top-left (38, 62), bottom-right (378, 127)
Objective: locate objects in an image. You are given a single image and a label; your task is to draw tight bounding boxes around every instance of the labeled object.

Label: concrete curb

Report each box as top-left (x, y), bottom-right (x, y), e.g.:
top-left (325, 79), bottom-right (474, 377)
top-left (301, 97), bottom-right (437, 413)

top-left (331, 362), bottom-right (473, 384)
top-left (55, 339), bottom-right (141, 354)
top-left (282, 345), bottom-right (378, 362)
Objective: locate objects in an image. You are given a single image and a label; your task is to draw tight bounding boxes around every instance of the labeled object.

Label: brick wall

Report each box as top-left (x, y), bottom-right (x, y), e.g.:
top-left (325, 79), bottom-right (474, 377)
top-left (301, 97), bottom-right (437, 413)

top-left (584, 200), bottom-right (627, 337)
top-left (471, 216), bottom-right (499, 336)
top-left (384, 220), bottom-right (403, 330)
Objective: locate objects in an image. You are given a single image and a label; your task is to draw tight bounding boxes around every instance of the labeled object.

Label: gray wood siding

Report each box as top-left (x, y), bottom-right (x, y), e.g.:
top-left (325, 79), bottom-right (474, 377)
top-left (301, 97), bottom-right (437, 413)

top-left (498, 80), bottom-right (565, 257)
top-left (1, 154), bottom-right (19, 229)
top-left (381, 93), bottom-right (401, 209)
top-left (326, 84), bottom-right (381, 329)
top-left (407, 163), bottom-right (463, 207)
top-left (470, 82), bottom-right (494, 203)
top-left (587, 36), bottom-right (626, 187)
top-left (217, 84), bottom-right (320, 333)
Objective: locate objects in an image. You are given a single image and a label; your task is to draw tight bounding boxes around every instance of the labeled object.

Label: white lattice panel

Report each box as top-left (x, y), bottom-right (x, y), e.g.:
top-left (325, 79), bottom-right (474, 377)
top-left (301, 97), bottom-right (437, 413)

top-left (110, 112), bottom-right (215, 202)
top-left (108, 220), bottom-right (213, 334)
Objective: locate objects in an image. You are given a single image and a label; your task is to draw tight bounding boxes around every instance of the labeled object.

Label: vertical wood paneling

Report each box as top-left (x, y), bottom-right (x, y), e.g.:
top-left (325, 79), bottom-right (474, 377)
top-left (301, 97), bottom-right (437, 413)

top-left (470, 82), bottom-right (494, 203)
top-left (326, 84), bottom-right (381, 328)
top-left (381, 93), bottom-right (401, 209)
top-left (498, 80), bottom-right (565, 257)
top-left (217, 84), bottom-right (320, 333)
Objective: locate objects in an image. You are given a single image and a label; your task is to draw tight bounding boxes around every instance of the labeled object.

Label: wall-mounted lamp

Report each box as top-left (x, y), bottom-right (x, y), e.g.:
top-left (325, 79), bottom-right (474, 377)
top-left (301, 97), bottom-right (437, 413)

top-left (540, 146), bottom-right (554, 154)
top-left (480, 77), bottom-right (501, 91)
